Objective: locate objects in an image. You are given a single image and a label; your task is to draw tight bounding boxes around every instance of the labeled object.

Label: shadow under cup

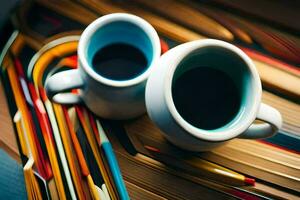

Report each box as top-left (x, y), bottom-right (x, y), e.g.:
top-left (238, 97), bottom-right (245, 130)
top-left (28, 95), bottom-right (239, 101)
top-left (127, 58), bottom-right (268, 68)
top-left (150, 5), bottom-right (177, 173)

top-left (85, 20), bottom-right (155, 81)
top-left (171, 46), bottom-right (256, 131)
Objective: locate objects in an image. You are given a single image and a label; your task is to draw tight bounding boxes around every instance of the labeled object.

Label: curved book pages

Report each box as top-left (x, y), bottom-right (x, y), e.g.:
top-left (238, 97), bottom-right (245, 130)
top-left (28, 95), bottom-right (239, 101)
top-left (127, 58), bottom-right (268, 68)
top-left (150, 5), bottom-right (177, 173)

top-left (0, 0), bottom-right (299, 199)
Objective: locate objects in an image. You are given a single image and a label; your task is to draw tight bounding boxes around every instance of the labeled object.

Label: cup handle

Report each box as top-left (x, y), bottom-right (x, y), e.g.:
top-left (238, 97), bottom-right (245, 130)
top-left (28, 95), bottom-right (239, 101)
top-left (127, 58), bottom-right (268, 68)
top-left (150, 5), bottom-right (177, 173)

top-left (238, 103), bottom-right (282, 139)
top-left (45, 69), bottom-right (83, 104)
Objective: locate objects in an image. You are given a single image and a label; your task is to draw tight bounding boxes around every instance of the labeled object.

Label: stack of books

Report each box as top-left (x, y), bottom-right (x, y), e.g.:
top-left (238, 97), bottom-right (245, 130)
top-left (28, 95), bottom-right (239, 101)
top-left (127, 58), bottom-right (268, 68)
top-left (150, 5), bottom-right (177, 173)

top-left (0, 0), bottom-right (299, 199)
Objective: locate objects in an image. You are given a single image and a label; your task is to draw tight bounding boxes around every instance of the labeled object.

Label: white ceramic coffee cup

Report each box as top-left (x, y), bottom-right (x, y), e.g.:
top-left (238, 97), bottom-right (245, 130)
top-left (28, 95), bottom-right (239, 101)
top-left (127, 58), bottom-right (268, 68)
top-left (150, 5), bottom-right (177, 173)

top-left (146, 39), bottom-right (282, 151)
top-left (45, 13), bottom-right (161, 119)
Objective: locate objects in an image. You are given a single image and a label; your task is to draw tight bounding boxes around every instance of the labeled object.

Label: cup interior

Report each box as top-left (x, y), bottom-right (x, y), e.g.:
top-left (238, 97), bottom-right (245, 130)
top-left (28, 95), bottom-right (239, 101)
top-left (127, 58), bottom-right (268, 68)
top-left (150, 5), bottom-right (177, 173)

top-left (85, 20), bottom-right (155, 81)
top-left (171, 45), bottom-right (256, 131)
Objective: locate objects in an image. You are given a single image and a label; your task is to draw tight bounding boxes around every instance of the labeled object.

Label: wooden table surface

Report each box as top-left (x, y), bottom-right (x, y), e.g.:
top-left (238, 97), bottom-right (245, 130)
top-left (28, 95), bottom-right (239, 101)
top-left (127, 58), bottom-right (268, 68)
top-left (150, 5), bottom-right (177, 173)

top-left (0, 82), bottom-right (20, 162)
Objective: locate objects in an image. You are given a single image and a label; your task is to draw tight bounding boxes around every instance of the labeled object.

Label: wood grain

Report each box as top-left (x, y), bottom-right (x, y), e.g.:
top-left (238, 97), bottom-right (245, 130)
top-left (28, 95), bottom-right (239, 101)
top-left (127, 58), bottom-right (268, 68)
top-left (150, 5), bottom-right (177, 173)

top-left (98, 0), bottom-right (300, 99)
top-left (125, 181), bottom-right (167, 200)
top-left (0, 80), bottom-right (20, 160)
top-left (124, 114), bottom-right (300, 192)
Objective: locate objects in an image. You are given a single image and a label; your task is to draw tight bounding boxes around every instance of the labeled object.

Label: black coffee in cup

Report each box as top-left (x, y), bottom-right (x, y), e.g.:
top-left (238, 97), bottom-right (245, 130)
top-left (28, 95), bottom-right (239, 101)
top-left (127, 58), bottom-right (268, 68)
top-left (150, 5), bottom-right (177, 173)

top-left (92, 43), bottom-right (148, 80)
top-left (172, 67), bottom-right (241, 130)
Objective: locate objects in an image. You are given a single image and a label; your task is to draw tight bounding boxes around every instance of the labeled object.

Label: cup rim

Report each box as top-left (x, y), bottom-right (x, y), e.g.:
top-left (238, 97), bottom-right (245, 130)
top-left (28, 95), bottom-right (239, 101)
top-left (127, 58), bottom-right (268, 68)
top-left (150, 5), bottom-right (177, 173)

top-left (164, 39), bottom-right (262, 142)
top-left (78, 13), bottom-right (161, 87)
